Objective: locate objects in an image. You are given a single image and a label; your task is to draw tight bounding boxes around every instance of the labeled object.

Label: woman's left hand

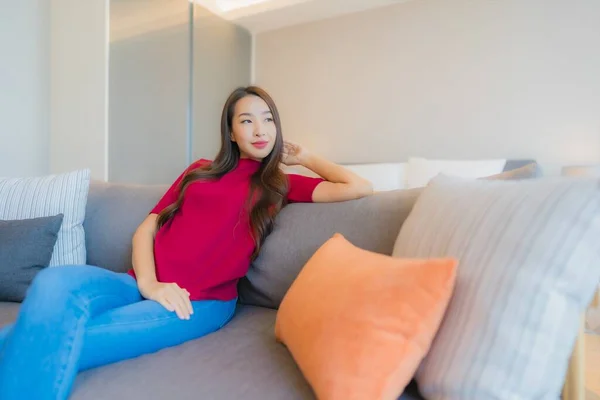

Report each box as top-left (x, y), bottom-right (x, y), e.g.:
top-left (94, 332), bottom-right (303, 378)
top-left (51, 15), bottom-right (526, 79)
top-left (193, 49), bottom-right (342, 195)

top-left (282, 141), bottom-right (308, 166)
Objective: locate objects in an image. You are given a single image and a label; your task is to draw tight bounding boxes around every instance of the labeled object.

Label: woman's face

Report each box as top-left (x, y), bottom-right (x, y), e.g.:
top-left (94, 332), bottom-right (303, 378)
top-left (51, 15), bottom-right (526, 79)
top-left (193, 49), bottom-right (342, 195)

top-left (231, 95), bottom-right (277, 160)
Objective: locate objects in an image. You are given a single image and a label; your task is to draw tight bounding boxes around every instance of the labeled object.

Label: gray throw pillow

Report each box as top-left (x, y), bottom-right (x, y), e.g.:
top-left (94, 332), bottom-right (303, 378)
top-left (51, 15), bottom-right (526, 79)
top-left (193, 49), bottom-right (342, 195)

top-left (0, 169), bottom-right (90, 266)
top-left (0, 214), bottom-right (64, 302)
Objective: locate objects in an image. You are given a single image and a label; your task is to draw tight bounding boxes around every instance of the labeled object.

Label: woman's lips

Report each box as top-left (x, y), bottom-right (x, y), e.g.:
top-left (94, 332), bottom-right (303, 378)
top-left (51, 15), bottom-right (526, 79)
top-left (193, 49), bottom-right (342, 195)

top-left (252, 141), bottom-right (268, 149)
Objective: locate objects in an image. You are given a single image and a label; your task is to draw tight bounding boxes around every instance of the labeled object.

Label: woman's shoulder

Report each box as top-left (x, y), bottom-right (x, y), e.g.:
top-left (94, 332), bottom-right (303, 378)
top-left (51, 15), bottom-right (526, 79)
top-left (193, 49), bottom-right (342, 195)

top-left (186, 158), bottom-right (212, 172)
top-left (192, 158), bottom-right (212, 167)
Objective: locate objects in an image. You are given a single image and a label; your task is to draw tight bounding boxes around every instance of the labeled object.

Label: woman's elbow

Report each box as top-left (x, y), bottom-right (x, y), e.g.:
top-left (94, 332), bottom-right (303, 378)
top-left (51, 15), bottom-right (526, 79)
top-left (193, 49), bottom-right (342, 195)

top-left (314, 179), bottom-right (373, 203)
top-left (351, 178), bottom-right (374, 199)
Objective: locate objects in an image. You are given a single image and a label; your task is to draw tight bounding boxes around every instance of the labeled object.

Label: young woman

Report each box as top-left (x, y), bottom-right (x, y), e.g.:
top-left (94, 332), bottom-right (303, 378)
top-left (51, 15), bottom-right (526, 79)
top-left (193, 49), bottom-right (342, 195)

top-left (0, 86), bottom-right (373, 399)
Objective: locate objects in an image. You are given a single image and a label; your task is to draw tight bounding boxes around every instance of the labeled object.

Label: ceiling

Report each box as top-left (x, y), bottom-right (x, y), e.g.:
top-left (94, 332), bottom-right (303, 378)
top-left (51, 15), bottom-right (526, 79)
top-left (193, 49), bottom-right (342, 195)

top-left (110, 0), bottom-right (413, 41)
top-left (110, 0), bottom-right (189, 42)
top-left (194, 0), bottom-right (413, 33)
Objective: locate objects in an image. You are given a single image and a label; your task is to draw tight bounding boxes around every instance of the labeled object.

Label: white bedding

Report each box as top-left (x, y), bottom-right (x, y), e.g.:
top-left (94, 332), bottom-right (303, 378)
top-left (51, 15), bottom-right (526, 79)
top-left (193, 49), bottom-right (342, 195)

top-left (282, 157), bottom-right (508, 191)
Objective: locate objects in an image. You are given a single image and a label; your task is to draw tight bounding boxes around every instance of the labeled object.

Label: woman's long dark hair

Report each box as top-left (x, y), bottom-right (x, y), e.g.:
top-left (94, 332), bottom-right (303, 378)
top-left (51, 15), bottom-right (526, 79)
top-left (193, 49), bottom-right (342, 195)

top-left (156, 86), bottom-right (288, 260)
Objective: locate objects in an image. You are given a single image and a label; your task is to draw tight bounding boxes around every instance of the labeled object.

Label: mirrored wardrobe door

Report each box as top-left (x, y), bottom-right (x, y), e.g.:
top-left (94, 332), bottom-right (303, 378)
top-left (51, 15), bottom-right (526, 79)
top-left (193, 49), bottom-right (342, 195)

top-left (191, 2), bottom-right (251, 162)
top-left (108, 0), bottom-right (192, 184)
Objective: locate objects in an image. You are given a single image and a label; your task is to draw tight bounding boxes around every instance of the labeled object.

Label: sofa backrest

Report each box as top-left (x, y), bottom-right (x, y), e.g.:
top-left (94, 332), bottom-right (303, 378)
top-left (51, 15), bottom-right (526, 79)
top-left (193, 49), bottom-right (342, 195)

top-left (82, 159), bottom-right (539, 289)
top-left (82, 179), bottom-right (420, 279)
top-left (237, 188), bottom-right (423, 308)
top-left (83, 181), bottom-right (167, 272)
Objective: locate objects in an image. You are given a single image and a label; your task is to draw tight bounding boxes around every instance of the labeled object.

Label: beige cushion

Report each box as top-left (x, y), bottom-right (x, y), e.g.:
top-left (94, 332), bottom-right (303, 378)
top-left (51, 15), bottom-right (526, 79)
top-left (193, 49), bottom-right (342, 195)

top-left (392, 174), bottom-right (600, 399)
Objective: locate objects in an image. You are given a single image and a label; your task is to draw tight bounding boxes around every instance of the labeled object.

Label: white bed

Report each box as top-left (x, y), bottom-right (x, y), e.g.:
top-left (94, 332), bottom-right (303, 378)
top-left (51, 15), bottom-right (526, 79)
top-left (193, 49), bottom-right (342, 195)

top-left (283, 157), bottom-right (537, 191)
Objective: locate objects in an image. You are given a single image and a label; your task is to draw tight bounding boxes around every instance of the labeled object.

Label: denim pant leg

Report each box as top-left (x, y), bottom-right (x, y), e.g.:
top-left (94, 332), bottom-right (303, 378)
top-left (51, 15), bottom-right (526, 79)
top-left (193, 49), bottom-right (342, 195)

top-left (77, 298), bottom-right (237, 372)
top-left (0, 324), bottom-right (10, 346)
top-left (0, 265), bottom-right (142, 400)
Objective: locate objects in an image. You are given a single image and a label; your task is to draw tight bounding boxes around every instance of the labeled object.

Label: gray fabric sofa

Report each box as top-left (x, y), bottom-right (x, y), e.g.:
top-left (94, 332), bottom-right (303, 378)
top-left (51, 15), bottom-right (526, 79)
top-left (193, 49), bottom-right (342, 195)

top-left (0, 161), bottom-right (538, 399)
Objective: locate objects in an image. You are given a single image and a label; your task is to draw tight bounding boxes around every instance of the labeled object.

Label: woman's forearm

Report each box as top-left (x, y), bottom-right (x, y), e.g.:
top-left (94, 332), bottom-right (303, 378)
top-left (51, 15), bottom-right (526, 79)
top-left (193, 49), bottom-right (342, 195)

top-left (303, 153), bottom-right (372, 188)
top-left (131, 214), bottom-right (159, 287)
top-left (300, 152), bottom-right (373, 201)
top-left (282, 141), bottom-right (374, 202)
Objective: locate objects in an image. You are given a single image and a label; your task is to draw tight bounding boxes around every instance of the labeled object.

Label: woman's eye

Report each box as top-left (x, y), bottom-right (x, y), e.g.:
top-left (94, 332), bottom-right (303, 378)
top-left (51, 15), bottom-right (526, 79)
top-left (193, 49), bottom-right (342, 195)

top-left (241, 119), bottom-right (251, 124)
top-left (265, 117), bottom-right (273, 122)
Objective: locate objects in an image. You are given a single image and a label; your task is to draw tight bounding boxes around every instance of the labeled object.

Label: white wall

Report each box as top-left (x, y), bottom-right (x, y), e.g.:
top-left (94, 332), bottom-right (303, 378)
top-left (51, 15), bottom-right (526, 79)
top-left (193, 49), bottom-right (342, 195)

top-left (0, 1), bottom-right (50, 177)
top-left (50, 0), bottom-right (109, 181)
top-left (255, 0), bottom-right (600, 175)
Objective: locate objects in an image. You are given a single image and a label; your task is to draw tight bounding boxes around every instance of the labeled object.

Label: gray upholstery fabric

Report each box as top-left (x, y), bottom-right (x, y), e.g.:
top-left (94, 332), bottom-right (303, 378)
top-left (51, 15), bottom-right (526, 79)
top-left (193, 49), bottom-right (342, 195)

top-left (0, 214), bottom-right (64, 302)
top-left (238, 189), bottom-right (422, 309)
top-left (0, 302), bottom-right (20, 328)
top-left (0, 304), bottom-right (423, 399)
top-left (3, 162), bottom-right (542, 400)
top-left (71, 306), bottom-right (314, 400)
top-left (84, 181), bottom-right (167, 272)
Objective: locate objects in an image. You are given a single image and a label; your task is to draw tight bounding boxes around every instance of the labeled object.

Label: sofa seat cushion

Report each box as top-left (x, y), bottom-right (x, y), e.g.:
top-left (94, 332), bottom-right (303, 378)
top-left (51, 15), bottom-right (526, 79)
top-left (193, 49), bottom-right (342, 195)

top-left (69, 306), bottom-right (312, 400)
top-left (0, 304), bottom-right (425, 400)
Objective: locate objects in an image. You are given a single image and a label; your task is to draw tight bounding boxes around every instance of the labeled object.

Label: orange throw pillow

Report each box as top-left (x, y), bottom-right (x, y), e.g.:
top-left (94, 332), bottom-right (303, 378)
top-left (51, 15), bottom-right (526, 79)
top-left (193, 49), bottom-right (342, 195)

top-left (275, 233), bottom-right (457, 400)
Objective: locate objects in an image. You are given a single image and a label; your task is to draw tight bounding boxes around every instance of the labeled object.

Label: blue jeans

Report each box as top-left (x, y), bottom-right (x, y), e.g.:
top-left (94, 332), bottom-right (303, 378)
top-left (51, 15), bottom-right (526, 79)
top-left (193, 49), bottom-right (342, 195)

top-left (0, 265), bottom-right (237, 400)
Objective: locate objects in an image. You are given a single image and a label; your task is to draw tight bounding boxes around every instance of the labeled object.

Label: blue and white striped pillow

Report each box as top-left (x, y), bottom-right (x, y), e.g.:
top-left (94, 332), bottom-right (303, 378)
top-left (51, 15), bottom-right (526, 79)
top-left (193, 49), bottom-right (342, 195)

top-left (392, 174), bottom-right (600, 399)
top-left (0, 169), bottom-right (91, 266)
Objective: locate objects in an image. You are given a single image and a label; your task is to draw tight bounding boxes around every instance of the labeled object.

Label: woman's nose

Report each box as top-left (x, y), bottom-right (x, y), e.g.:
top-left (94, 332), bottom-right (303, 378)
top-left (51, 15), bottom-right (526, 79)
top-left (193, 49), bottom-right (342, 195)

top-left (254, 125), bottom-right (265, 136)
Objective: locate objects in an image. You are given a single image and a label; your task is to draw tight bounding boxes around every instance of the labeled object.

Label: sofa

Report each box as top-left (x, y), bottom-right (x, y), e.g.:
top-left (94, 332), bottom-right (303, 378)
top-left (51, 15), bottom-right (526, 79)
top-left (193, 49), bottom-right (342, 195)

top-left (1, 159), bottom-right (594, 400)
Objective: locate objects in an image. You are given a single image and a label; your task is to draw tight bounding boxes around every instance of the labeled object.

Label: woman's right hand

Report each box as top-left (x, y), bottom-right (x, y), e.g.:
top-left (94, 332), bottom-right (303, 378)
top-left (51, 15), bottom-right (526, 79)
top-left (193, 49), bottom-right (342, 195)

top-left (138, 280), bottom-right (193, 320)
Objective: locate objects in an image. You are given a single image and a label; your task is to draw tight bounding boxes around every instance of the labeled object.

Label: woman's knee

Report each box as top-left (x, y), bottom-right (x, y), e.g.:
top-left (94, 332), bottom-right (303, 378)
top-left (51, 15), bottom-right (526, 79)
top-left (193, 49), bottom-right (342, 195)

top-left (26, 265), bottom-right (94, 303)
